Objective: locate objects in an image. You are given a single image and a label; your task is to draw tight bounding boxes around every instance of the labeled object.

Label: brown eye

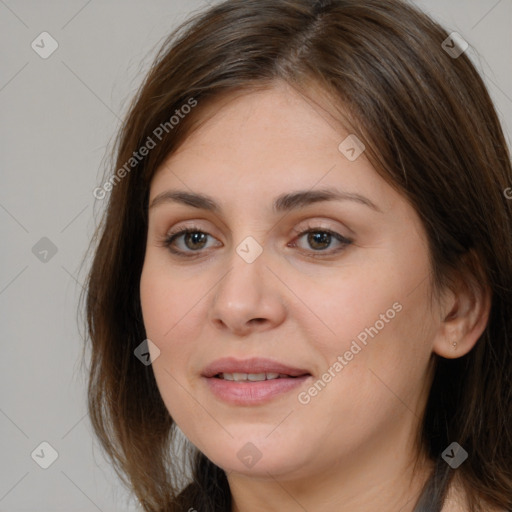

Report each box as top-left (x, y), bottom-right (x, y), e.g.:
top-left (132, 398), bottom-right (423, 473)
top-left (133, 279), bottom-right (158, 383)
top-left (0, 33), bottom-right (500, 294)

top-left (163, 227), bottom-right (221, 255)
top-left (182, 231), bottom-right (208, 250)
top-left (292, 228), bottom-right (352, 255)
top-left (307, 231), bottom-right (332, 250)
top-left (160, 225), bottom-right (352, 258)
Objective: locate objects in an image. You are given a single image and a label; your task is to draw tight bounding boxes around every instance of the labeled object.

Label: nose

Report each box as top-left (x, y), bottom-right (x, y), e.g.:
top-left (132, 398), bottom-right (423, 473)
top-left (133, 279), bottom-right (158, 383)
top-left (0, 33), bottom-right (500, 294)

top-left (208, 245), bottom-right (287, 336)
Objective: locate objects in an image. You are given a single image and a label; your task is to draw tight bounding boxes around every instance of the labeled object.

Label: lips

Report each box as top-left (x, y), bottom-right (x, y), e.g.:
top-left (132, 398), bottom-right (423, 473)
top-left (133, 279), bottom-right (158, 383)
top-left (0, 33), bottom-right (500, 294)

top-left (202, 357), bottom-right (312, 405)
top-left (201, 357), bottom-right (311, 379)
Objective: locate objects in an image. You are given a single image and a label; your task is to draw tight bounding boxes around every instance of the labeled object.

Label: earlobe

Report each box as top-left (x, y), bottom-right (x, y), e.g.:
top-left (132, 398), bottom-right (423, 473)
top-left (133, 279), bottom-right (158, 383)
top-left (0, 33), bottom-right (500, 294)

top-left (432, 279), bottom-right (491, 360)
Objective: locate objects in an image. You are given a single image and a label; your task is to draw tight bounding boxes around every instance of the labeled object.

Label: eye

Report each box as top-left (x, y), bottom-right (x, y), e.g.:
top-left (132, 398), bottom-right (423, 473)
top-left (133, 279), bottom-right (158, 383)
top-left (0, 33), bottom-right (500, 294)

top-left (160, 226), bottom-right (221, 255)
top-left (157, 223), bottom-right (353, 258)
top-left (289, 226), bottom-right (352, 256)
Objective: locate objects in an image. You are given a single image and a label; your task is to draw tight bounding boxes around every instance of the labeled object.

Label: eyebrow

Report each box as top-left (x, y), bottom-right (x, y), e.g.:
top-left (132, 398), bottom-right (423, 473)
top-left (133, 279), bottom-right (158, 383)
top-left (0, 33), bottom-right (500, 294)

top-left (148, 187), bottom-right (381, 213)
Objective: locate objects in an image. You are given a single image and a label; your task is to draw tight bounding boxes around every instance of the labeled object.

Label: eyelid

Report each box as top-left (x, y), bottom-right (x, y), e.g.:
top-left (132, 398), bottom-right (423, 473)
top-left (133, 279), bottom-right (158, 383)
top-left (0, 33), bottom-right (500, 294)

top-left (292, 215), bottom-right (356, 238)
top-left (165, 221), bottom-right (214, 238)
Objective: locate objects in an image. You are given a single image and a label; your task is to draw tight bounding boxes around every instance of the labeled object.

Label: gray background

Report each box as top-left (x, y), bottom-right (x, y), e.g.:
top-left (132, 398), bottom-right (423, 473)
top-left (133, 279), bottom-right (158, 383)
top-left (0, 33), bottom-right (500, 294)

top-left (1, 1), bottom-right (510, 511)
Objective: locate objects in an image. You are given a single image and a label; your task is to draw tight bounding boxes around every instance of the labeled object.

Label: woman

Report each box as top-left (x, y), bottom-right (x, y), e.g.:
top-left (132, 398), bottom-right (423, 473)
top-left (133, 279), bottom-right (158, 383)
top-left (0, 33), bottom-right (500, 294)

top-left (82, 0), bottom-right (512, 510)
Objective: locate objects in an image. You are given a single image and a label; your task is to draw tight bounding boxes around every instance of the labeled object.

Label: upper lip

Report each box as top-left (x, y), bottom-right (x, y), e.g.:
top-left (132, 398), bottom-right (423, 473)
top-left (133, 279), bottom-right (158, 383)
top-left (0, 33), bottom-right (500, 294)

top-left (202, 357), bottom-right (311, 378)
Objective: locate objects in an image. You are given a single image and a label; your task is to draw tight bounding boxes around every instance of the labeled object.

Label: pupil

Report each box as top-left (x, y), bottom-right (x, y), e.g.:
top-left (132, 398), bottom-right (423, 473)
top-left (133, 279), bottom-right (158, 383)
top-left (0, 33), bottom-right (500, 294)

top-left (185, 232), bottom-right (207, 250)
top-left (308, 232), bottom-right (330, 250)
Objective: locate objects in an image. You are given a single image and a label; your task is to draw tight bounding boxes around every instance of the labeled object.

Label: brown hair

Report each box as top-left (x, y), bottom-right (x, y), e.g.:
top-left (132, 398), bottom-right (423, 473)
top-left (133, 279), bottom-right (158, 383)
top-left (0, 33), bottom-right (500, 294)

top-left (81, 0), bottom-right (512, 510)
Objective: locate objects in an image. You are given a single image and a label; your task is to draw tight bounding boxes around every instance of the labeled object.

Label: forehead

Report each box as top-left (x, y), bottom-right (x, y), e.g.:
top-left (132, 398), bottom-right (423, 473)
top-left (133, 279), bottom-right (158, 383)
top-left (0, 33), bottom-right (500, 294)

top-left (188, 82), bottom-right (347, 145)
top-left (154, 85), bottom-right (352, 175)
top-left (147, 82), bottom-right (400, 218)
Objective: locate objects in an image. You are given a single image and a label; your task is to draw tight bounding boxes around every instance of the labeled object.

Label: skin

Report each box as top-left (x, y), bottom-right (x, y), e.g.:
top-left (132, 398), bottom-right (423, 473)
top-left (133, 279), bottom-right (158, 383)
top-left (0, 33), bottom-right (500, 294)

top-left (139, 81), bottom-right (490, 512)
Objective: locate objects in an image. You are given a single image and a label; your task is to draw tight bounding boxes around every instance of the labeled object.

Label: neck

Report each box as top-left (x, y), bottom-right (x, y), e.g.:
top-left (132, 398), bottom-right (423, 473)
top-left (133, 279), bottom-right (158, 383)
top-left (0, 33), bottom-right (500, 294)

top-left (228, 442), bottom-right (434, 512)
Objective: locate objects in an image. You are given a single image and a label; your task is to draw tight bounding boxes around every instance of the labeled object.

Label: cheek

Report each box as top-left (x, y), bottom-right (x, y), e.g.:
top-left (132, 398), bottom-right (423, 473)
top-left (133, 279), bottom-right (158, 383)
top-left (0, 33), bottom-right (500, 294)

top-left (139, 255), bottom-right (213, 376)
top-left (140, 256), bottom-right (167, 333)
top-left (139, 262), bottom-right (200, 410)
top-left (140, 263), bottom-right (205, 429)
top-left (294, 262), bottom-right (402, 354)
top-left (140, 258), bottom-right (203, 342)
top-left (297, 247), bottom-right (434, 394)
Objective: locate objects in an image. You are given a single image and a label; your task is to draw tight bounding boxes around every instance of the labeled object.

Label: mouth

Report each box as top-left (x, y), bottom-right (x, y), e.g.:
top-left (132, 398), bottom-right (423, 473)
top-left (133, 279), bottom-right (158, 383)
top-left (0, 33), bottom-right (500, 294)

top-left (214, 372), bottom-right (306, 381)
top-left (202, 356), bottom-right (311, 378)
top-left (202, 357), bottom-right (312, 405)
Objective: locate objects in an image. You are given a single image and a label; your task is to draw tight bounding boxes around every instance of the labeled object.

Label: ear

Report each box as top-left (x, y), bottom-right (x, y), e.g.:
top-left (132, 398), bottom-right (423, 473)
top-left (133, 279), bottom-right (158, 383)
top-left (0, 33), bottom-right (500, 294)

top-left (432, 275), bottom-right (491, 359)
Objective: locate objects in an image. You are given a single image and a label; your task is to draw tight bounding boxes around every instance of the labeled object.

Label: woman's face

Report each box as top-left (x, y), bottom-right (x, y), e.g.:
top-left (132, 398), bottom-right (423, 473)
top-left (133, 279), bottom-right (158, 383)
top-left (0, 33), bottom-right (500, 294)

top-left (140, 82), bottom-right (441, 480)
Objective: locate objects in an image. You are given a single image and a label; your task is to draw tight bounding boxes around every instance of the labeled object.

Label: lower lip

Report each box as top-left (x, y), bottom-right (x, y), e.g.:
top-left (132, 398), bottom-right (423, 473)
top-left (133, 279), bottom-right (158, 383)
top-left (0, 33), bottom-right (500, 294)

top-left (204, 375), bottom-right (311, 405)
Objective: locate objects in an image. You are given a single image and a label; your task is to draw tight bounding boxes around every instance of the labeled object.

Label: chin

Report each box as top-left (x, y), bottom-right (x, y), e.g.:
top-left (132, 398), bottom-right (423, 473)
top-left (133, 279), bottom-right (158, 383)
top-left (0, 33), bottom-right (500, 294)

top-left (199, 436), bottom-right (312, 478)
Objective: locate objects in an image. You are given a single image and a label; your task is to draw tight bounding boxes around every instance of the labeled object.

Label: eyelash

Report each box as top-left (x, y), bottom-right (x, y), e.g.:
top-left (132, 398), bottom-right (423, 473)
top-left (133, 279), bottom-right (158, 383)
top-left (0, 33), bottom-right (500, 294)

top-left (158, 223), bottom-right (353, 259)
